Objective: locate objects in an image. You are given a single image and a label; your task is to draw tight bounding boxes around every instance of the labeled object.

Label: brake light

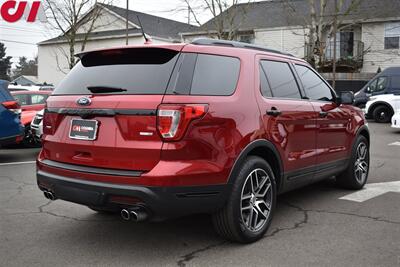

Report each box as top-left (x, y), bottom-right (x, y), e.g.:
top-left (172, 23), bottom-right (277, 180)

top-left (2, 100), bottom-right (21, 115)
top-left (157, 104), bottom-right (208, 141)
top-left (43, 111), bottom-right (61, 135)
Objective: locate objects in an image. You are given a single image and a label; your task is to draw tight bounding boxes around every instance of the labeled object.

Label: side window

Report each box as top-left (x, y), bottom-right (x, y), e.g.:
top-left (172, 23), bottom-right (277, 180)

top-left (259, 64), bottom-right (272, 97)
top-left (31, 95), bottom-right (47, 105)
top-left (374, 77), bottom-right (388, 92)
top-left (368, 79), bottom-right (378, 92)
top-left (191, 54), bottom-right (240, 96)
top-left (391, 76), bottom-right (400, 90)
top-left (295, 64), bottom-right (334, 102)
top-left (167, 53), bottom-right (240, 96)
top-left (260, 60), bottom-right (301, 99)
top-left (14, 94), bottom-right (29, 106)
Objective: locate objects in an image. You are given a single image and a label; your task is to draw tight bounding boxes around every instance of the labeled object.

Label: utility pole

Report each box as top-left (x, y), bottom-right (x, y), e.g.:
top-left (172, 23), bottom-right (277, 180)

top-left (126, 0), bottom-right (129, 45)
top-left (332, 0), bottom-right (338, 90)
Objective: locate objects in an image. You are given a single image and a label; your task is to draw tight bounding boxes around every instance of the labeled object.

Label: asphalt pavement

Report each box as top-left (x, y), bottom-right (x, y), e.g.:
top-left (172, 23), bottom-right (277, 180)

top-left (0, 122), bottom-right (399, 266)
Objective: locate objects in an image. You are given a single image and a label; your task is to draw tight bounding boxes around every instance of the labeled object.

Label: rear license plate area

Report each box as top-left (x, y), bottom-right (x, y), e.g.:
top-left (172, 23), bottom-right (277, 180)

top-left (69, 119), bottom-right (98, 141)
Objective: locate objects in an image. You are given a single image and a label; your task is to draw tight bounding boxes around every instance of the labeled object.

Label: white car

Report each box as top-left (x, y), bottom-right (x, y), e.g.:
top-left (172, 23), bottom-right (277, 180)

top-left (30, 109), bottom-right (44, 142)
top-left (392, 110), bottom-right (400, 129)
top-left (365, 94), bottom-right (400, 123)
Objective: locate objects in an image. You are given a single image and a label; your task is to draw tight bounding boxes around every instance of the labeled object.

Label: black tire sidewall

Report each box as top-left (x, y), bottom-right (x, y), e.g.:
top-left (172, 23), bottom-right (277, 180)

top-left (373, 106), bottom-right (391, 123)
top-left (229, 156), bottom-right (277, 243)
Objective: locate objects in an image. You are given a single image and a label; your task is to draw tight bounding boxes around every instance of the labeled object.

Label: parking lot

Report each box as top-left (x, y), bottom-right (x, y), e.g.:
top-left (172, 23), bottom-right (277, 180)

top-left (0, 122), bottom-right (399, 266)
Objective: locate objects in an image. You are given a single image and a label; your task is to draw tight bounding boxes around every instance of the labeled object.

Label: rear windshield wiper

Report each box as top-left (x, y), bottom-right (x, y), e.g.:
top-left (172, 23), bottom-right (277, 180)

top-left (87, 86), bottom-right (127, 94)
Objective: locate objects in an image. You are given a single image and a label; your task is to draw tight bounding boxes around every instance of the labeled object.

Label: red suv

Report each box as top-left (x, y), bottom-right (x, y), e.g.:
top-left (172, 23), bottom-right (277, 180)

top-left (37, 39), bottom-right (369, 243)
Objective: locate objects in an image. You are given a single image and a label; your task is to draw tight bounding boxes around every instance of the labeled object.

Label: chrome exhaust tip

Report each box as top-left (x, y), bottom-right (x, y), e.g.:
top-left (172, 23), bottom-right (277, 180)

top-left (121, 207), bottom-right (148, 222)
top-left (43, 191), bottom-right (56, 201)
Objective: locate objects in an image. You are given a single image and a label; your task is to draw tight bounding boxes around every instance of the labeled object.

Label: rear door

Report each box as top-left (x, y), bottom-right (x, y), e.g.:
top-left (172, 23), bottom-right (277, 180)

top-left (43, 47), bottom-right (182, 172)
top-left (255, 56), bottom-right (317, 188)
top-left (293, 64), bottom-right (352, 174)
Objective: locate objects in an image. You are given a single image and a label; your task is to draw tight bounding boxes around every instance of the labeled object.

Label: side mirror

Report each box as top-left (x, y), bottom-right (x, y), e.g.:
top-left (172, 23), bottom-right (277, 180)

top-left (365, 86), bottom-right (371, 93)
top-left (337, 91), bottom-right (354, 105)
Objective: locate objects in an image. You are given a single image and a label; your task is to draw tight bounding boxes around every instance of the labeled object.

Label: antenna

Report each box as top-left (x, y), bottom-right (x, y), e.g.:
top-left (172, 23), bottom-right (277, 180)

top-left (136, 15), bottom-right (151, 44)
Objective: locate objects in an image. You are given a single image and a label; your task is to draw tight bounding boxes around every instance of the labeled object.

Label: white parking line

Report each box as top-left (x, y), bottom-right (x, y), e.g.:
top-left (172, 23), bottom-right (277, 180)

top-left (340, 181), bottom-right (400, 202)
top-left (388, 141), bottom-right (400, 146)
top-left (0, 161), bottom-right (36, 166)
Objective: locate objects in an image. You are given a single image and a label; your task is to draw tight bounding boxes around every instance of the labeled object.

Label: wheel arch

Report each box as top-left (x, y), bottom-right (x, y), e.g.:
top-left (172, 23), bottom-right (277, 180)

top-left (357, 125), bottom-right (370, 146)
top-left (228, 139), bottom-right (284, 193)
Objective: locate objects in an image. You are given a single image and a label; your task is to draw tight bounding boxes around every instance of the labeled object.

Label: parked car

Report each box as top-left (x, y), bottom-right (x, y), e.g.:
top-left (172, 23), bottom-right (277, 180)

top-left (354, 67), bottom-right (400, 108)
top-left (392, 110), bottom-right (400, 129)
top-left (11, 91), bottom-right (51, 146)
top-left (36, 39), bottom-right (369, 243)
top-left (365, 94), bottom-right (400, 123)
top-left (30, 109), bottom-right (44, 142)
top-left (0, 80), bottom-right (24, 147)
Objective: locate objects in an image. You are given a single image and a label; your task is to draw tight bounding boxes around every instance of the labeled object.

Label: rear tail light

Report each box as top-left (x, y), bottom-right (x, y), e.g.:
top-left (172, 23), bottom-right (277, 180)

top-left (43, 111), bottom-right (61, 135)
top-left (2, 100), bottom-right (21, 115)
top-left (157, 104), bottom-right (208, 141)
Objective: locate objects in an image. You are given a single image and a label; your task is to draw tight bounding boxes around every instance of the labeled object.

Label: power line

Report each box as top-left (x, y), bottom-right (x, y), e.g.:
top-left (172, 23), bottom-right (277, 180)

top-left (0, 39), bottom-right (37, 45)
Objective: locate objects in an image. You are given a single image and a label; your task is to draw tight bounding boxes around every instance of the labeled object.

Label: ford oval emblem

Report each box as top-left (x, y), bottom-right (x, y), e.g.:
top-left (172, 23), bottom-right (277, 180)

top-left (77, 97), bottom-right (91, 106)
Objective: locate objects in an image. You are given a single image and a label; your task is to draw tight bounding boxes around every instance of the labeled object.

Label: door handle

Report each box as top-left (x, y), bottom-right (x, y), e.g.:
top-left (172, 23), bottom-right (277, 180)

top-left (319, 111), bottom-right (328, 118)
top-left (266, 108), bottom-right (282, 117)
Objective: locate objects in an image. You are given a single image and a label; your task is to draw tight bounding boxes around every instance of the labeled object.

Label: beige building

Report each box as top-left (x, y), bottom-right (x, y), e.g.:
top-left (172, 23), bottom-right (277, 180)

top-left (181, 0), bottom-right (400, 75)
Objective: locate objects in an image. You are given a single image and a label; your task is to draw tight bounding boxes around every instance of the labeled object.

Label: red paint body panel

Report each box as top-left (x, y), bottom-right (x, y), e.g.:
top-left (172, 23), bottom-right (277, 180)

top-left (11, 91), bottom-right (51, 126)
top-left (37, 43), bottom-right (368, 191)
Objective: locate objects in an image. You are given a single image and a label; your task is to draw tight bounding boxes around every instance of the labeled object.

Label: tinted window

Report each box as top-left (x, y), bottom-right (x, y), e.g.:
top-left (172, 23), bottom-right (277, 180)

top-left (190, 54), bottom-right (240, 96)
top-left (391, 76), bottom-right (400, 90)
top-left (259, 64), bottom-right (272, 97)
top-left (375, 77), bottom-right (388, 92)
top-left (261, 60), bottom-right (301, 99)
top-left (295, 64), bottom-right (334, 101)
top-left (53, 48), bottom-right (179, 95)
top-left (14, 94), bottom-right (29, 105)
top-left (31, 94), bottom-right (47, 105)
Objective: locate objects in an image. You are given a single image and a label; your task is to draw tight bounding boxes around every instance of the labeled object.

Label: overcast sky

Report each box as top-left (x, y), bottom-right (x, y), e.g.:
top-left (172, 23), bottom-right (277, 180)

top-left (0, 0), bottom-right (208, 66)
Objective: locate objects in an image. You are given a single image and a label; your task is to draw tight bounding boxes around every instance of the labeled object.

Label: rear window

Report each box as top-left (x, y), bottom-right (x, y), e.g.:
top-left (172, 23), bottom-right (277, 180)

top-left (53, 48), bottom-right (179, 95)
top-left (166, 53), bottom-right (240, 96)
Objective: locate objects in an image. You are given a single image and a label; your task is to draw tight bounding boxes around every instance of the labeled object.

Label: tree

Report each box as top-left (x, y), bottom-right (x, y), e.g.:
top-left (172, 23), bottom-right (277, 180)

top-left (44, 0), bottom-right (114, 70)
top-left (12, 56), bottom-right (38, 79)
top-left (183, 0), bottom-right (253, 40)
top-left (0, 43), bottom-right (12, 81)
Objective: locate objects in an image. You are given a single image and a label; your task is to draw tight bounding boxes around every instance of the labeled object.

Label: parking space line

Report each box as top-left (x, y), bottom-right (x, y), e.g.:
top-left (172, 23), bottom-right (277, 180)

top-left (0, 161), bottom-right (36, 166)
top-left (388, 141), bottom-right (400, 146)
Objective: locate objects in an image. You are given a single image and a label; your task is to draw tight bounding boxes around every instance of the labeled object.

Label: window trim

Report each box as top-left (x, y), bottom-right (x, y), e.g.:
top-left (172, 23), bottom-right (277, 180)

top-left (258, 59), bottom-right (304, 101)
top-left (294, 63), bottom-right (337, 103)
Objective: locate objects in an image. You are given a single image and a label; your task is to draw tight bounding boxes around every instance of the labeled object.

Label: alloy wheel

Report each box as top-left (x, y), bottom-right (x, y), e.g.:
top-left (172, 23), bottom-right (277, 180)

top-left (354, 142), bottom-right (368, 184)
top-left (240, 168), bottom-right (272, 232)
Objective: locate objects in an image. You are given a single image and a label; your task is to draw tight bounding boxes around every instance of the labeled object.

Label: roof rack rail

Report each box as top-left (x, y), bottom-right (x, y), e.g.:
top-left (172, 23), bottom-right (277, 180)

top-left (191, 38), bottom-right (294, 57)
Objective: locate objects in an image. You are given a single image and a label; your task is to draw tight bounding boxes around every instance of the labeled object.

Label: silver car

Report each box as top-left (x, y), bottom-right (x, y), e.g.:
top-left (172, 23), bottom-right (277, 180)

top-left (30, 109), bottom-right (44, 142)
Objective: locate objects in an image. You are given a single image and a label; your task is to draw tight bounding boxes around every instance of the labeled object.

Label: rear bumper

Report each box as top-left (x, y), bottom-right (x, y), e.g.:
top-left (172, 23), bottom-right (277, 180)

top-left (0, 134), bottom-right (24, 146)
top-left (37, 169), bottom-right (231, 221)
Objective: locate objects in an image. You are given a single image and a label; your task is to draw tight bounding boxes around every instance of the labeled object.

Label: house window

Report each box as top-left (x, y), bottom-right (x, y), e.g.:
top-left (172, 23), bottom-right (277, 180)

top-left (384, 22), bottom-right (400, 49)
top-left (239, 34), bottom-right (254, 44)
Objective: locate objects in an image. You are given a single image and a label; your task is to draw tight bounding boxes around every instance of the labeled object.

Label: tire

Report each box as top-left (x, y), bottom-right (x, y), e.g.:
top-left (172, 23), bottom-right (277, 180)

top-left (336, 135), bottom-right (369, 190)
top-left (22, 125), bottom-right (41, 148)
top-left (88, 206), bottom-right (118, 214)
top-left (212, 156), bottom-right (276, 243)
top-left (372, 105), bottom-right (392, 123)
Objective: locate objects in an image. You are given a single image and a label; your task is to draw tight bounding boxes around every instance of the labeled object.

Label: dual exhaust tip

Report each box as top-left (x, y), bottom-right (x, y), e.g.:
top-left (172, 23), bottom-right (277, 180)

top-left (42, 190), bottom-right (148, 222)
top-left (43, 190), bottom-right (56, 201)
top-left (121, 207), bottom-right (148, 222)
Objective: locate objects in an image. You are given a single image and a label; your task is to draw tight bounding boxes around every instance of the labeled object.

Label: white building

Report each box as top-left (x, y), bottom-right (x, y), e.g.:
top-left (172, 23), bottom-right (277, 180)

top-left (181, 0), bottom-right (400, 75)
top-left (38, 4), bottom-right (197, 86)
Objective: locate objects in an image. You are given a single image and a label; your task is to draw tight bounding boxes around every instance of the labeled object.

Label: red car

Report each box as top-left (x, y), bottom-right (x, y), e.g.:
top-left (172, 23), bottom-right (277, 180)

top-left (12, 90), bottom-right (51, 146)
top-left (36, 39), bottom-right (369, 243)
